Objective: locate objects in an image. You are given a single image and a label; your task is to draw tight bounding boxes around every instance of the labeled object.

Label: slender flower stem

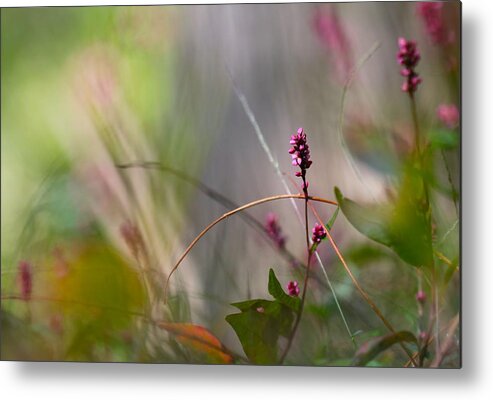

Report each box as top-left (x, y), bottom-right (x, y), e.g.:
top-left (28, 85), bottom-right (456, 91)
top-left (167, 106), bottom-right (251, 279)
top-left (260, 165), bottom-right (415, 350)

top-left (164, 194), bottom-right (337, 302)
top-left (279, 175), bottom-right (311, 364)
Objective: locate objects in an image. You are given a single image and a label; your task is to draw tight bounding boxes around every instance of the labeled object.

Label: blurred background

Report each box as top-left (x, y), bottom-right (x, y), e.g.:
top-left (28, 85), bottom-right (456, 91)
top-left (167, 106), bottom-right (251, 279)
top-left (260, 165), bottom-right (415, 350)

top-left (1, 2), bottom-right (459, 365)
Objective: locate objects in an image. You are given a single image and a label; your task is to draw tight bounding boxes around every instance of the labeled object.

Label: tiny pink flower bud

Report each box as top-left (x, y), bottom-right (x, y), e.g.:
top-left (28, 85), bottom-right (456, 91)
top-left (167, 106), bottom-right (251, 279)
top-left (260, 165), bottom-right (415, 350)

top-left (419, 331), bottom-right (428, 342)
top-left (312, 223), bottom-right (327, 244)
top-left (416, 290), bottom-right (427, 304)
top-left (256, 306), bottom-right (265, 313)
top-left (287, 281), bottom-right (300, 297)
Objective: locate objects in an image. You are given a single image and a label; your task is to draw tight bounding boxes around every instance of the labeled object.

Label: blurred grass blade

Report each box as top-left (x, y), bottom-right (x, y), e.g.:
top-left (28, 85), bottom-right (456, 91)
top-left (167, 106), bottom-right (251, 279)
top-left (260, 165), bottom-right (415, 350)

top-left (353, 331), bottom-right (417, 366)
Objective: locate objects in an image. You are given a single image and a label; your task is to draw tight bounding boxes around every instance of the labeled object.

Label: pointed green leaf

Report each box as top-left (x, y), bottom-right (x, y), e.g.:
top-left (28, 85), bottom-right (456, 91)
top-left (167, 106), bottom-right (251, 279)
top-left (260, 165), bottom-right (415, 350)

top-left (335, 169), bottom-right (434, 268)
top-left (325, 206), bottom-right (340, 232)
top-left (334, 187), bottom-right (392, 246)
top-left (267, 268), bottom-right (301, 312)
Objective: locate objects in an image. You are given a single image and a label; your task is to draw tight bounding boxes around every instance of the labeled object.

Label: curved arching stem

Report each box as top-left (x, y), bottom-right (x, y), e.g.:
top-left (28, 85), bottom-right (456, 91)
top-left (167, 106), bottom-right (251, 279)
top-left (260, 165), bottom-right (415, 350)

top-left (164, 194), bottom-right (337, 302)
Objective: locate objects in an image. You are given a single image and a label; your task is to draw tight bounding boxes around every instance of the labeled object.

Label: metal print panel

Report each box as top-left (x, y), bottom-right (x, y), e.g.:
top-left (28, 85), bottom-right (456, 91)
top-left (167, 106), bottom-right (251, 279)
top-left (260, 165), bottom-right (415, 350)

top-left (0, 1), bottom-right (461, 367)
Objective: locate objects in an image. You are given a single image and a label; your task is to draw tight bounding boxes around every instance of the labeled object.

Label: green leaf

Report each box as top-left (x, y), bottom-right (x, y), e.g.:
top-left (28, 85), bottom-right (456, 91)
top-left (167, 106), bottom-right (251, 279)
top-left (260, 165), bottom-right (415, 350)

top-left (0, 310), bottom-right (54, 361)
top-left (429, 129), bottom-right (459, 150)
top-left (225, 269), bottom-right (299, 364)
top-left (325, 206), bottom-right (340, 232)
top-left (345, 244), bottom-right (387, 265)
top-left (387, 165), bottom-right (434, 267)
top-left (352, 331), bottom-right (417, 366)
top-left (226, 299), bottom-right (294, 364)
top-left (267, 268), bottom-right (301, 312)
top-left (335, 164), bottom-right (434, 268)
top-left (334, 187), bottom-right (392, 247)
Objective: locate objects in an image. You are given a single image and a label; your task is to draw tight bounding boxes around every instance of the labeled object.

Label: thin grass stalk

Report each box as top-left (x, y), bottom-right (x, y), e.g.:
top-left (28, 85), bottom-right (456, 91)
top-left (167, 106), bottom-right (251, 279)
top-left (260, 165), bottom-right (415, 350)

top-left (309, 205), bottom-right (418, 367)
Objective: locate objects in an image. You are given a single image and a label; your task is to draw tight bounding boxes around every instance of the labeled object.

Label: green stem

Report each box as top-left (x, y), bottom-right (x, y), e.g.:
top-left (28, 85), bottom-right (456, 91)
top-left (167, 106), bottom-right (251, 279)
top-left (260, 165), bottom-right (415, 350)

top-left (409, 92), bottom-right (439, 358)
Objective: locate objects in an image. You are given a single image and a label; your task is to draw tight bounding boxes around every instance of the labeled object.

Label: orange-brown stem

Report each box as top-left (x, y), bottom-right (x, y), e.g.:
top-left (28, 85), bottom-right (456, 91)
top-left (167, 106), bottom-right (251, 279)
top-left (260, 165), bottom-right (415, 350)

top-left (164, 194), bottom-right (337, 302)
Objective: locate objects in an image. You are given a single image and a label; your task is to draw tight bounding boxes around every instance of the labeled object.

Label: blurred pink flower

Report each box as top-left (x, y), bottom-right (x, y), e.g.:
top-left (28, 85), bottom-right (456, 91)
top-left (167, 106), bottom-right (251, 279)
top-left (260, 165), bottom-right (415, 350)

top-left (120, 220), bottom-right (145, 259)
top-left (416, 290), bottom-right (427, 304)
top-left (265, 212), bottom-right (286, 250)
top-left (313, 7), bottom-right (353, 82)
top-left (437, 104), bottom-right (459, 129)
top-left (17, 260), bottom-right (32, 301)
top-left (417, 2), bottom-right (454, 46)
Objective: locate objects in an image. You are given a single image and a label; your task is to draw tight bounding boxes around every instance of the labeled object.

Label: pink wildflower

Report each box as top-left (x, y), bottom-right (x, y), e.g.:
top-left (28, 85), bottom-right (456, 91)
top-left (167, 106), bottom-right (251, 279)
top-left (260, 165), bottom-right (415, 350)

top-left (397, 37), bottom-right (422, 93)
top-left (437, 104), bottom-right (459, 129)
top-left (312, 223), bottom-right (327, 244)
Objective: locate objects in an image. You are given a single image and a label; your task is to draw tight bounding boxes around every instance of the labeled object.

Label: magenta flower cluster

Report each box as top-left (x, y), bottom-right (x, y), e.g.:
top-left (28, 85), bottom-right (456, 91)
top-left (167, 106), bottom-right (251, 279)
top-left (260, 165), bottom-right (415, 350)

top-left (289, 128), bottom-right (312, 180)
top-left (312, 223), bottom-right (327, 244)
top-left (18, 260), bottom-right (32, 301)
top-left (397, 37), bottom-right (422, 94)
top-left (265, 212), bottom-right (286, 250)
top-left (287, 281), bottom-right (300, 297)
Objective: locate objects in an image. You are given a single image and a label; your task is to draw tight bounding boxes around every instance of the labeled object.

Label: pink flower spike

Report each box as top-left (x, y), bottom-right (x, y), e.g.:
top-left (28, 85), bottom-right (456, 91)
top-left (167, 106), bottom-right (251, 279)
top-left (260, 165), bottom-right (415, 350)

top-left (288, 127), bottom-right (312, 181)
top-left (396, 37), bottom-right (422, 94)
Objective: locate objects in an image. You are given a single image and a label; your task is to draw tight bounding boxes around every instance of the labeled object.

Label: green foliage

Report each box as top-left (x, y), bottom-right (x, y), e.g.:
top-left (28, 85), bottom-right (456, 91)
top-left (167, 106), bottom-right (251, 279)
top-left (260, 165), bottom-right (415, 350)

top-left (428, 129), bottom-right (459, 150)
top-left (352, 331), bottom-right (417, 366)
top-left (225, 269), bottom-right (299, 364)
top-left (0, 311), bottom-right (53, 361)
top-left (335, 159), bottom-right (434, 268)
